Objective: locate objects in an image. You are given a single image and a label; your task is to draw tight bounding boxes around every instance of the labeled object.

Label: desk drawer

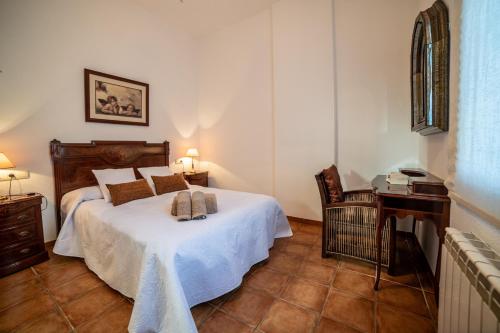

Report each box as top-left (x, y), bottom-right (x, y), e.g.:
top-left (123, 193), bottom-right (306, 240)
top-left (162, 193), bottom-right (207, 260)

top-left (0, 241), bottom-right (44, 266)
top-left (0, 223), bottom-right (38, 248)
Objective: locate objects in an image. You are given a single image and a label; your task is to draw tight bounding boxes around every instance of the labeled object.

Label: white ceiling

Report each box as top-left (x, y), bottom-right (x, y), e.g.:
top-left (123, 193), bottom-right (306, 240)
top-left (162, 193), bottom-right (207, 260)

top-left (139, 0), bottom-right (279, 38)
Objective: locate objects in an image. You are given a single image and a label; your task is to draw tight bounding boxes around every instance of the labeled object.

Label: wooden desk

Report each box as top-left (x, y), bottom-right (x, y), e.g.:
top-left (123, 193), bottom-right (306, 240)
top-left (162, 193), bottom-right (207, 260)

top-left (372, 170), bottom-right (450, 297)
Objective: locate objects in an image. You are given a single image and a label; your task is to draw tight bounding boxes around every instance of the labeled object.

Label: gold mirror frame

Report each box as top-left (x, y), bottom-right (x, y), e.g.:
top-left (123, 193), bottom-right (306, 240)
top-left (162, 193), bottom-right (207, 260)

top-left (411, 0), bottom-right (450, 135)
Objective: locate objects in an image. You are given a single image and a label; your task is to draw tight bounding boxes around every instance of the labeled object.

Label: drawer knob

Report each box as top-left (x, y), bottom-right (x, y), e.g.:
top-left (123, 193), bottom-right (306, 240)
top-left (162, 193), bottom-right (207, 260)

top-left (18, 230), bottom-right (31, 237)
top-left (19, 248), bottom-right (31, 254)
top-left (17, 214), bottom-right (28, 221)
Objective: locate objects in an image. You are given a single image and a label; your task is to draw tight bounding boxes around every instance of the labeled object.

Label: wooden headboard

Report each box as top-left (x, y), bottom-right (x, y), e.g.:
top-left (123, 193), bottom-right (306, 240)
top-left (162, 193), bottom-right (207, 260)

top-left (50, 139), bottom-right (169, 231)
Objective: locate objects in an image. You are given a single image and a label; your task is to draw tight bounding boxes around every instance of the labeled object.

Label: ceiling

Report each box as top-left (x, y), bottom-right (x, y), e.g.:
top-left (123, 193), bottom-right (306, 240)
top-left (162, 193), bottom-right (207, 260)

top-left (139, 0), bottom-right (279, 38)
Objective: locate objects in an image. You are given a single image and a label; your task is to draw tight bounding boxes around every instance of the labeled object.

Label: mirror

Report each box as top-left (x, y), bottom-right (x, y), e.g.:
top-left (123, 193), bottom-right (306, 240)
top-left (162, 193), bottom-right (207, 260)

top-left (411, 0), bottom-right (449, 135)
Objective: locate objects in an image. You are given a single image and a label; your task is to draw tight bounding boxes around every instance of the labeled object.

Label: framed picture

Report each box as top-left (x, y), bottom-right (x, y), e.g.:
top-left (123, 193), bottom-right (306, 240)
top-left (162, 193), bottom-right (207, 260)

top-left (84, 69), bottom-right (149, 126)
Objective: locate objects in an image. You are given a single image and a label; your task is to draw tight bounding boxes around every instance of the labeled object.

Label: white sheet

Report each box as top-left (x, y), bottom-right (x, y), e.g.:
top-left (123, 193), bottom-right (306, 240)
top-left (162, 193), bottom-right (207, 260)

top-left (53, 186), bottom-right (291, 333)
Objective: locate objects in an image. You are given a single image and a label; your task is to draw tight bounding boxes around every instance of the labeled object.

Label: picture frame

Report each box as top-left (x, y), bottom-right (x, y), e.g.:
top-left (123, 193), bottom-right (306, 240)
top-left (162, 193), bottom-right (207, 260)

top-left (84, 69), bottom-right (149, 126)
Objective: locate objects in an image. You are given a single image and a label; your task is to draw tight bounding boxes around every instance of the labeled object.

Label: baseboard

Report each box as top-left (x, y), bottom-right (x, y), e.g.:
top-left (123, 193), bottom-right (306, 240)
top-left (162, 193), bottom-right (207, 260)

top-left (45, 240), bottom-right (56, 247)
top-left (287, 215), bottom-right (322, 226)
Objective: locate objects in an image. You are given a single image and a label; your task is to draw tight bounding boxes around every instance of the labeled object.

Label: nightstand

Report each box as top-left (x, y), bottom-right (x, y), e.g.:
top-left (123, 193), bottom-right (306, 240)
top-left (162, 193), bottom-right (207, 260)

top-left (0, 194), bottom-right (49, 277)
top-left (184, 171), bottom-right (209, 187)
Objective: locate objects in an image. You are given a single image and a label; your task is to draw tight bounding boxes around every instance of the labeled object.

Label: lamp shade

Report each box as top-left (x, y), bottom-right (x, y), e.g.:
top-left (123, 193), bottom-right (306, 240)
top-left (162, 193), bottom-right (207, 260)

top-left (186, 148), bottom-right (199, 157)
top-left (0, 153), bottom-right (14, 169)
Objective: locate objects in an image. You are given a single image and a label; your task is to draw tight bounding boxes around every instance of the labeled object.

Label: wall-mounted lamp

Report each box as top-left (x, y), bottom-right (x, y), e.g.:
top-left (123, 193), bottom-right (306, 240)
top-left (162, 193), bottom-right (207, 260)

top-left (0, 153), bottom-right (30, 200)
top-left (185, 148), bottom-right (199, 173)
top-left (0, 153), bottom-right (15, 200)
top-left (174, 158), bottom-right (185, 174)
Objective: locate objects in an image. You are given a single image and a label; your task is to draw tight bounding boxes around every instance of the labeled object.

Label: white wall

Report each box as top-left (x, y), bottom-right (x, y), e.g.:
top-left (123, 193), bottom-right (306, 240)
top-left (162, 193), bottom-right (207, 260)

top-left (197, 0), bottom-right (336, 221)
top-left (197, 0), bottom-right (423, 223)
top-left (272, 0), bottom-right (336, 220)
top-left (0, 0), bottom-right (200, 241)
top-left (197, 10), bottom-right (274, 196)
top-left (334, 0), bottom-right (420, 189)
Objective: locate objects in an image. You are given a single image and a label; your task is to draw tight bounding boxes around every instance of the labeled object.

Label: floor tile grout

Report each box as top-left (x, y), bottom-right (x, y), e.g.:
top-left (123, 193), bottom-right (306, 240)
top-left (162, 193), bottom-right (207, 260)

top-left (402, 236), bottom-right (437, 325)
top-left (268, 232), bottom-right (435, 333)
top-left (76, 297), bottom-right (128, 331)
top-left (0, 270), bottom-right (40, 315)
top-left (33, 264), bottom-right (77, 332)
top-left (272, 243), bottom-right (426, 294)
top-left (2, 224), bottom-right (436, 333)
top-left (315, 258), bottom-right (340, 331)
top-left (1, 258), bottom-right (119, 332)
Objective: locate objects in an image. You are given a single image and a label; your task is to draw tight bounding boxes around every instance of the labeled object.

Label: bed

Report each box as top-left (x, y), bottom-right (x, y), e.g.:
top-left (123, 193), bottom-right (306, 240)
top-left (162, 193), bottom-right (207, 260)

top-left (50, 140), bottom-right (291, 333)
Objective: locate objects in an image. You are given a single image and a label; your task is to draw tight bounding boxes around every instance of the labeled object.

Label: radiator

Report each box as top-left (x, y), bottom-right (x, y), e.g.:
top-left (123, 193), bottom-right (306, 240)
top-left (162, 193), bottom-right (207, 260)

top-left (439, 228), bottom-right (500, 333)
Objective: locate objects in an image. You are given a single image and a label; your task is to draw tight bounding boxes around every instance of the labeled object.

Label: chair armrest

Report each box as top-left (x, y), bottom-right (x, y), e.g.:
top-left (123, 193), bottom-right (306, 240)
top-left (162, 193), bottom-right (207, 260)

top-left (344, 190), bottom-right (375, 203)
top-left (344, 189), bottom-right (373, 195)
top-left (325, 201), bottom-right (376, 209)
top-left (324, 201), bottom-right (377, 225)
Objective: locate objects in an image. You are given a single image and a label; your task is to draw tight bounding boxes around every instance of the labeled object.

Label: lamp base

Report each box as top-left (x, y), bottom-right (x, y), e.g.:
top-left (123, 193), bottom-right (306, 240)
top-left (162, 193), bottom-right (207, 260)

top-left (8, 174), bottom-right (15, 200)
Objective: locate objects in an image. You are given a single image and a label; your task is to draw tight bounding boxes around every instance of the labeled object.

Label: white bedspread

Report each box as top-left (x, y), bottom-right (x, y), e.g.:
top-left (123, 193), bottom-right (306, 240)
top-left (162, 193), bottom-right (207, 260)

top-left (53, 186), bottom-right (291, 333)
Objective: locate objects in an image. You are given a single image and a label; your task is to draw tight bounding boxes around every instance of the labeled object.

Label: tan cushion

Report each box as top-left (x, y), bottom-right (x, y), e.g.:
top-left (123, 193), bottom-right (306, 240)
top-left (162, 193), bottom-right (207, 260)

top-left (106, 179), bottom-right (154, 206)
top-left (152, 174), bottom-right (189, 195)
top-left (322, 165), bottom-right (344, 202)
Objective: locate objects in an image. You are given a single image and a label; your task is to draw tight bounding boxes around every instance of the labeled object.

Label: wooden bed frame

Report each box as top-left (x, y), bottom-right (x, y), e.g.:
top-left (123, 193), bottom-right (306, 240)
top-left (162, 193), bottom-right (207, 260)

top-left (50, 139), bottom-right (169, 231)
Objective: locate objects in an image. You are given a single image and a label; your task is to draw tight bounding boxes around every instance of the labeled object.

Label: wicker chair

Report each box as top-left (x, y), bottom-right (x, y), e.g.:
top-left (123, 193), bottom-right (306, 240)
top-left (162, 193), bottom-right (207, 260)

top-left (315, 166), bottom-right (392, 266)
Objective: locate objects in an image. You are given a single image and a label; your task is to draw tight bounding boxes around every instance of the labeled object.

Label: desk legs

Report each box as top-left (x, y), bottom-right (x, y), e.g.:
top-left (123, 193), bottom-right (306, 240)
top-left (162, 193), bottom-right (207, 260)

top-left (388, 216), bottom-right (397, 275)
top-left (373, 201), bottom-right (451, 300)
top-left (374, 199), bottom-right (386, 290)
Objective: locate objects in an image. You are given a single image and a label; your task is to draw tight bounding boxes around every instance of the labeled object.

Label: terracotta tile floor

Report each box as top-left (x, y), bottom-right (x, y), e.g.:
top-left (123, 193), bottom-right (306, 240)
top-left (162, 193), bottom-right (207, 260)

top-left (0, 220), bottom-right (437, 332)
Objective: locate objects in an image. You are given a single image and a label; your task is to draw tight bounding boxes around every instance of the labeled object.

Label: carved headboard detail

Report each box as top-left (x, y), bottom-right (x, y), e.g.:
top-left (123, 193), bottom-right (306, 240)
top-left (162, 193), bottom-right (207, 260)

top-left (50, 139), bottom-right (169, 231)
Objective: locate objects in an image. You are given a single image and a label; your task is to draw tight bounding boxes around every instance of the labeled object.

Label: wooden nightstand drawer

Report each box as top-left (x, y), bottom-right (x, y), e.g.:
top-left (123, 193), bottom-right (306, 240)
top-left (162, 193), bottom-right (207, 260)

top-left (184, 171), bottom-right (209, 187)
top-left (0, 223), bottom-right (38, 247)
top-left (189, 176), bottom-right (205, 184)
top-left (0, 241), bottom-right (44, 266)
top-left (0, 206), bottom-right (36, 227)
top-left (0, 195), bottom-right (48, 277)
top-left (0, 198), bottom-right (40, 219)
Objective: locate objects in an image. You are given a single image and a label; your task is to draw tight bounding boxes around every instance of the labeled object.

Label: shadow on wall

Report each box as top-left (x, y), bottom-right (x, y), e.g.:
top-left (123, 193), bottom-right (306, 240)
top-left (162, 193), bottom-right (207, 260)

top-left (200, 161), bottom-right (254, 192)
top-left (163, 101), bottom-right (199, 140)
top-left (419, 132), bottom-right (448, 179)
top-left (340, 154), bottom-right (422, 192)
top-left (342, 170), bottom-right (370, 190)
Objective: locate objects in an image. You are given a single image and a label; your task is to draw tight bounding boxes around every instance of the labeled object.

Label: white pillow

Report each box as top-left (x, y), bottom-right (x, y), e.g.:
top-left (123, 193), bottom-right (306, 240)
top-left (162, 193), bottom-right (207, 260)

top-left (137, 166), bottom-right (173, 194)
top-left (92, 168), bottom-right (136, 203)
top-left (61, 186), bottom-right (103, 219)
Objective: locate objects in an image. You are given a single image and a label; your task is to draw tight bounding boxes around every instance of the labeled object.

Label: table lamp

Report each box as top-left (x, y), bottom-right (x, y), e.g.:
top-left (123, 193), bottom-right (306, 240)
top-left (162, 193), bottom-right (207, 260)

top-left (0, 153), bottom-right (15, 200)
top-left (185, 148), bottom-right (199, 172)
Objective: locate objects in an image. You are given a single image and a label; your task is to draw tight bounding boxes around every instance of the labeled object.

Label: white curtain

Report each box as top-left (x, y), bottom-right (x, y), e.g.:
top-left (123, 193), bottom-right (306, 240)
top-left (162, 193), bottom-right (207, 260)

top-left (449, 0), bottom-right (500, 223)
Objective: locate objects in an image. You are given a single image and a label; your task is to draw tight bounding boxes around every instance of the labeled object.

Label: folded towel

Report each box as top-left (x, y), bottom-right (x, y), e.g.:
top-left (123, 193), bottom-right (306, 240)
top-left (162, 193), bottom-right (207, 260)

top-left (191, 191), bottom-right (207, 220)
top-left (171, 196), bottom-right (178, 216)
top-left (171, 192), bottom-right (217, 221)
top-left (204, 193), bottom-right (218, 214)
top-left (175, 191), bottom-right (192, 221)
